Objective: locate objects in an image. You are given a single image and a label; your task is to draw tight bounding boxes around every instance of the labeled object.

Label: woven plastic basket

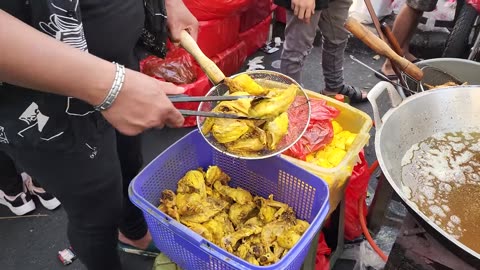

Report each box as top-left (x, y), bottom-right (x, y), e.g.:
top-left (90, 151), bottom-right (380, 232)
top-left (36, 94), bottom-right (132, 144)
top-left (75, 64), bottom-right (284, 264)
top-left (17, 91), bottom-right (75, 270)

top-left (129, 130), bottom-right (330, 270)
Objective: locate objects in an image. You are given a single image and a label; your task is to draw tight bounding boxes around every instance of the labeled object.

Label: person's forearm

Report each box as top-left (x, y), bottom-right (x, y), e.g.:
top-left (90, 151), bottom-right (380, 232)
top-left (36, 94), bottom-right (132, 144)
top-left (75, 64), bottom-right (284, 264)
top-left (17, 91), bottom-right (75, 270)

top-left (0, 10), bottom-right (114, 106)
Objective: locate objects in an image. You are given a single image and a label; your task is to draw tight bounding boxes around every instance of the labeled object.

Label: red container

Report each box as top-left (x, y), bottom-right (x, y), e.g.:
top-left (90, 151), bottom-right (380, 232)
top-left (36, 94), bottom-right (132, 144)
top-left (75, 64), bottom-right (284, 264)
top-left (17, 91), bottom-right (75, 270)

top-left (197, 16), bottom-right (241, 58)
top-left (184, 0), bottom-right (252, 21)
top-left (212, 41), bottom-right (247, 77)
top-left (275, 6), bottom-right (287, 24)
top-left (239, 0), bottom-right (274, 32)
top-left (239, 15), bottom-right (272, 56)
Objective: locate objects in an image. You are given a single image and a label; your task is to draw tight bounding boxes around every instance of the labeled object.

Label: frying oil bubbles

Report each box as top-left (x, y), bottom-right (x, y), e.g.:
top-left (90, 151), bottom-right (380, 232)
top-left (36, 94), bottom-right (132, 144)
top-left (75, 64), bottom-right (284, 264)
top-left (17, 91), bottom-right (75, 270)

top-left (401, 130), bottom-right (480, 252)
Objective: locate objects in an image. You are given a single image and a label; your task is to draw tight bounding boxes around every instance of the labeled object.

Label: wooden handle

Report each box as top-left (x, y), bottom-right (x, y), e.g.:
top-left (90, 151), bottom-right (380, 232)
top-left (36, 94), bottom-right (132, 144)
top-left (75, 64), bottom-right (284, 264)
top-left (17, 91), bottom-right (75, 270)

top-left (381, 22), bottom-right (403, 56)
top-left (179, 30), bottom-right (225, 85)
top-left (345, 17), bottom-right (423, 81)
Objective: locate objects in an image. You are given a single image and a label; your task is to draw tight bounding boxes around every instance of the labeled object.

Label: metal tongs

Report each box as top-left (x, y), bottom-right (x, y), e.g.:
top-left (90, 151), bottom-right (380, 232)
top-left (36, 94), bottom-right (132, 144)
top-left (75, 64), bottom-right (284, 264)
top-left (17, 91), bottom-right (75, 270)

top-left (169, 95), bottom-right (265, 120)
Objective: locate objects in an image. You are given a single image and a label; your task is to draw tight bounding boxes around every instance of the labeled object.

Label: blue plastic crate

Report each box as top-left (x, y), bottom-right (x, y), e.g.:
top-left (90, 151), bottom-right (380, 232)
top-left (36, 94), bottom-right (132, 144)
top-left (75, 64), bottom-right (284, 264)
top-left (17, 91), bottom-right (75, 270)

top-left (129, 130), bottom-right (330, 270)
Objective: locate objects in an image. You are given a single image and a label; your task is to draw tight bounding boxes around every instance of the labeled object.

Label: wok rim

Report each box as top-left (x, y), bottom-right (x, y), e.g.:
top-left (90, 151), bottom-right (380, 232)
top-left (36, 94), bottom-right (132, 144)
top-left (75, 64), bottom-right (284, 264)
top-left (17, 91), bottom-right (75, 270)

top-left (374, 85), bottom-right (480, 260)
top-left (196, 70), bottom-right (312, 160)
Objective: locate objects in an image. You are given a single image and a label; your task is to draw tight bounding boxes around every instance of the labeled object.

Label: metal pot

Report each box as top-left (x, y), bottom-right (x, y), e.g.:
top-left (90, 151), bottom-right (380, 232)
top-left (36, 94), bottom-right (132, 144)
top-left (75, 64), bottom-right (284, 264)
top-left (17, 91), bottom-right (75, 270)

top-left (369, 81), bottom-right (480, 266)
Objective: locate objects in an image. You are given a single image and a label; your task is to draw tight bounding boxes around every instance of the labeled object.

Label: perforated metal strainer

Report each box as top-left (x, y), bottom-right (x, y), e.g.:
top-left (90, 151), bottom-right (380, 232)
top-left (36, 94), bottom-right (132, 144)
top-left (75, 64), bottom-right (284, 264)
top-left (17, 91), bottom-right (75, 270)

top-left (196, 70), bottom-right (311, 160)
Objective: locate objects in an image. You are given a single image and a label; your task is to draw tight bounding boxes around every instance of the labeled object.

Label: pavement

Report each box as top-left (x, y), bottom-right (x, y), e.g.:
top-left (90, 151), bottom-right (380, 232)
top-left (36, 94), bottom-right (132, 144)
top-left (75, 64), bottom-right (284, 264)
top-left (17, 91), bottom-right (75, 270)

top-left (0, 21), bottom-right (445, 270)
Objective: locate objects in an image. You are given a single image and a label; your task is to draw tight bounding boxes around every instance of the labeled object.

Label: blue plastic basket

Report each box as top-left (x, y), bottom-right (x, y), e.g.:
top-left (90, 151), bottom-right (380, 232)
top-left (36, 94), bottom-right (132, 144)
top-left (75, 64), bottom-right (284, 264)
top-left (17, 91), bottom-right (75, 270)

top-left (129, 130), bottom-right (330, 270)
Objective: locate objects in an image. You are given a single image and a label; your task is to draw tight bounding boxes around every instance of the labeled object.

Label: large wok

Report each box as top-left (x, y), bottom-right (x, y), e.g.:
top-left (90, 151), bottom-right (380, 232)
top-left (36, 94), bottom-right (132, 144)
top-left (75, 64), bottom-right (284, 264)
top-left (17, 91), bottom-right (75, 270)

top-left (369, 80), bottom-right (480, 267)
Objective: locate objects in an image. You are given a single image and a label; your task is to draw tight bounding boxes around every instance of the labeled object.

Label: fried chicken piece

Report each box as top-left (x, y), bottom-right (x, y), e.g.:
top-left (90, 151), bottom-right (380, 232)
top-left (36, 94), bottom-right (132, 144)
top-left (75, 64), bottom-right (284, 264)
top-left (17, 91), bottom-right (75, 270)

top-left (277, 219), bottom-right (310, 249)
top-left (177, 170), bottom-right (206, 198)
top-left (225, 127), bottom-right (267, 156)
top-left (176, 192), bottom-right (203, 216)
top-left (264, 112), bottom-right (289, 150)
top-left (225, 74), bottom-right (268, 96)
top-left (260, 208), bottom-right (297, 247)
top-left (202, 212), bottom-right (235, 245)
top-left (228, 201), bottom-right (257, 228)
top-left (255, 194), bottom-right (290, 223)
top-left (214, 181), bottom-right (253, 205)
top-left (244, 216), bottom-right (263, 227)
top-left (211, 119), bottom-right (251, 144)
top-left (183, 222), bottom-right (214, 243)
top-left (249, 84), bottom-right (298, 119)
top-left (180, 197), bottom-right (229, 223)
top-left (158, 189), bottom-right (180, 221)
top-left (246, 255), bottom-right (260, 266)
top-left (258, 251), bottom-right (277, 266)
top-left (205, 166), bottom-right (230, 186)
top-left (236, 242), bottom-right (251, 259)
top-left (271, 241), bottom-right (286, 260)
top-left (215, 91), bottom-right (254, 116)
top-left (221, 224), bottom-right (263, 253)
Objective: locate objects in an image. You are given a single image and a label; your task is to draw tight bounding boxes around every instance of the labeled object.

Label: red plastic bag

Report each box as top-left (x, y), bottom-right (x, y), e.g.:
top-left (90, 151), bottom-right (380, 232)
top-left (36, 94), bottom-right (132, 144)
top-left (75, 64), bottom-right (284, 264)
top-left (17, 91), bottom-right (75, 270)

top-left (284, 98), bottom-right (340, 160)
top-left (212, 41), bottom-right (247, 76)
top-left (140, 48), bottom-right (197, 84)
top-left (197, 16), bottom-right (241, 58)
top-left (239, 0), bottom-right (274, 32)
top-left (239, 15), bottom-right (272, 56)
top-left (315, 232), bottom-right (331, 270)
top-left (140, 51), bottom-right (212, 127)
top-left (343, 150), bottom-right (370, 240)
top-left (184, 0), bottom-right (253, 21)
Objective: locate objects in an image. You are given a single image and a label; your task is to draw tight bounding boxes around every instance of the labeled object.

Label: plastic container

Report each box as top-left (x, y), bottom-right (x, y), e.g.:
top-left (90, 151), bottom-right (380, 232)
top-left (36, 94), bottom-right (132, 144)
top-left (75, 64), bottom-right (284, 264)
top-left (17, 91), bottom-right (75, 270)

top-left (129, 130), bottom-right (330, 270)
top-left (197, 16), bottom-right (241, 58)
top-left (240, 15), bottom-right (272, 56)
top-left (281, 90), bottom-right (372, 191)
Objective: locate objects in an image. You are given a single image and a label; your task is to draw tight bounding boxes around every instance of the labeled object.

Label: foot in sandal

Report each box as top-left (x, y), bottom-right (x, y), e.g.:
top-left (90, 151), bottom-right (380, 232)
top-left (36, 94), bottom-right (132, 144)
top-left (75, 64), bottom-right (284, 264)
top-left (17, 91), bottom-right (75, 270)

top-left (322, 84), bottom-right (367, 103)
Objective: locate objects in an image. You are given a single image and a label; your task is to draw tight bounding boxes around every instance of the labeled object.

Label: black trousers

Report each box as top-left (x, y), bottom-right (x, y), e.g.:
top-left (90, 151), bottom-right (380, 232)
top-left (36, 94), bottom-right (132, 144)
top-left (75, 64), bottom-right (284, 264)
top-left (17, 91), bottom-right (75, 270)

top-left (0, 151), bottom-right (23, 196)
top-left (1, 116), bottom-right (147, 270)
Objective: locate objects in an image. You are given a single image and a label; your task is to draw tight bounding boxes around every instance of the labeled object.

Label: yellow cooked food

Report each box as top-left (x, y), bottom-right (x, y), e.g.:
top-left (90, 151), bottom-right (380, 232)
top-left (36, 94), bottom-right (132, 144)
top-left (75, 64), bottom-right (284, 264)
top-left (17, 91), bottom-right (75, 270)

top-left (202, 74), bottom-right (298, 156)
top-left (159, 166), bottom-right (310, 266)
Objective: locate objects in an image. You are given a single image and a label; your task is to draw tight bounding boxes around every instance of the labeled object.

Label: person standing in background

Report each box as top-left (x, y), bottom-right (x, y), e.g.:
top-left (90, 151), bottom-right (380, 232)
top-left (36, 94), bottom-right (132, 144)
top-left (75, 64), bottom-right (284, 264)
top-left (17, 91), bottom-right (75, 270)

top-left (379, 0), bottom-right (436, 79)
top-left (275, 0), bottom-right (368, 103)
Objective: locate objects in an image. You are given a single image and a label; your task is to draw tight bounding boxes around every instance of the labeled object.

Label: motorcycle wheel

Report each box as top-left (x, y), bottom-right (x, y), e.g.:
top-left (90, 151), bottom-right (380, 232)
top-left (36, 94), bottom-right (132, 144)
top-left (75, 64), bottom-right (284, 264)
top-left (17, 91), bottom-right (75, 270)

top-left (442, 4), bottom-right (478, 58)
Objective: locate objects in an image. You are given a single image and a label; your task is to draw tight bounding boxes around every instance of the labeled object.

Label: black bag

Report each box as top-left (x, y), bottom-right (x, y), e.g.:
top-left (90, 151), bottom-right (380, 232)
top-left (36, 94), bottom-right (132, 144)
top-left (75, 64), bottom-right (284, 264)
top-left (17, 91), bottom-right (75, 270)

top-left (274, 0), bottom-right (330, 11)
top-left (141, 0), bottom-right (168, 58)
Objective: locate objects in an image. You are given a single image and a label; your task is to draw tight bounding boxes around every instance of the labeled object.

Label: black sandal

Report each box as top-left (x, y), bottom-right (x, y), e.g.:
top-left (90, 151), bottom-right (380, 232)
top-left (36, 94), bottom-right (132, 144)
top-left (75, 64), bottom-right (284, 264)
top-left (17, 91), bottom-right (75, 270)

top-left (323, 85), bottom-right (367, 104)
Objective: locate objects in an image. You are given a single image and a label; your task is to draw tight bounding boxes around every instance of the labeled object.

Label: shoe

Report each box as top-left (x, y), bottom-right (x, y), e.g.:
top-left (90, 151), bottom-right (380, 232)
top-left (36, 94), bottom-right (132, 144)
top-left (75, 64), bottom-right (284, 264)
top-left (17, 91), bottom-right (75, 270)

top-left (0, 186), bottom-right (36, 216)
top-left (22, 173), bottom-right (61, 210)
top-left (323, 84), bottom-right (368, 103)
top-left (118, 240), bottom-right (160, 258)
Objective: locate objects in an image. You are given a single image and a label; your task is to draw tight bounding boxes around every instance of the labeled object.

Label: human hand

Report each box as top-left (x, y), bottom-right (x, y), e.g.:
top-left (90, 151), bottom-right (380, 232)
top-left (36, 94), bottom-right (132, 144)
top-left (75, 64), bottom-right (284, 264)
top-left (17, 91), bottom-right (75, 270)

top-left (101, 69), bottom-right (185, 136)
top-left (291, 0), bottom-right (315, 24)
top-left (166, 0), bottom-right (199, 44)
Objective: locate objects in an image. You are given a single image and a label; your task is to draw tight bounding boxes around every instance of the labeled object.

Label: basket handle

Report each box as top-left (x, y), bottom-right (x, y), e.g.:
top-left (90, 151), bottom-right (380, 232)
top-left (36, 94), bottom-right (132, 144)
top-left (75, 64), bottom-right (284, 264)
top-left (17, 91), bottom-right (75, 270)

top-left (367, 81), bottom-right (403, 129)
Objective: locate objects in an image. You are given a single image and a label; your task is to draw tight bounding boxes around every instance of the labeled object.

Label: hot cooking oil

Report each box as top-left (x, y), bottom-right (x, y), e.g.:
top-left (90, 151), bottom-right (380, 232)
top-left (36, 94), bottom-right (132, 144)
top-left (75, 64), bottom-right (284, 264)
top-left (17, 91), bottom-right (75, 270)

top-left (401, 130), bottom-right (480, 253)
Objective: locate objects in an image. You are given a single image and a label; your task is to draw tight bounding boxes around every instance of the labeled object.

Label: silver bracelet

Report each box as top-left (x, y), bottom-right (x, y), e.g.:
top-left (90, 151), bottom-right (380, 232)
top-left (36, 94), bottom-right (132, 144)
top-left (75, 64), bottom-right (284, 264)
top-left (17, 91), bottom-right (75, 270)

top-left (94, 62), bottom-right (126, 111)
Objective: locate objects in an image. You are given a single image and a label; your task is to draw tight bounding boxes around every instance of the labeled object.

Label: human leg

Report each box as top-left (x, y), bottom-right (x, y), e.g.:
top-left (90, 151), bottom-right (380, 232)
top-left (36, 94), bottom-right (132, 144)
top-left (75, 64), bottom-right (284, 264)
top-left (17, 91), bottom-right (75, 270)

top-left (280, 10), bottom-right (322, 84)
top-left (115, 132), bottom-right (152, 250)
top-left (5, 123), bottom-right (125, 270)
top-left (319, 0), bottom-right (367, 102)
top-left (0, 151), bottom-right (35, 215)
top-left (381, 0), bottom-right (437, 76)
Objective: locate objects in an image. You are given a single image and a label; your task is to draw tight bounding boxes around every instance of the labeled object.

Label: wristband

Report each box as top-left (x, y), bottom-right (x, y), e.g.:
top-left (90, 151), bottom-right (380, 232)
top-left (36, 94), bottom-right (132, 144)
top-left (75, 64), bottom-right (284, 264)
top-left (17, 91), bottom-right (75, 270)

top-left (94, 62), bottom-right (125, 111)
